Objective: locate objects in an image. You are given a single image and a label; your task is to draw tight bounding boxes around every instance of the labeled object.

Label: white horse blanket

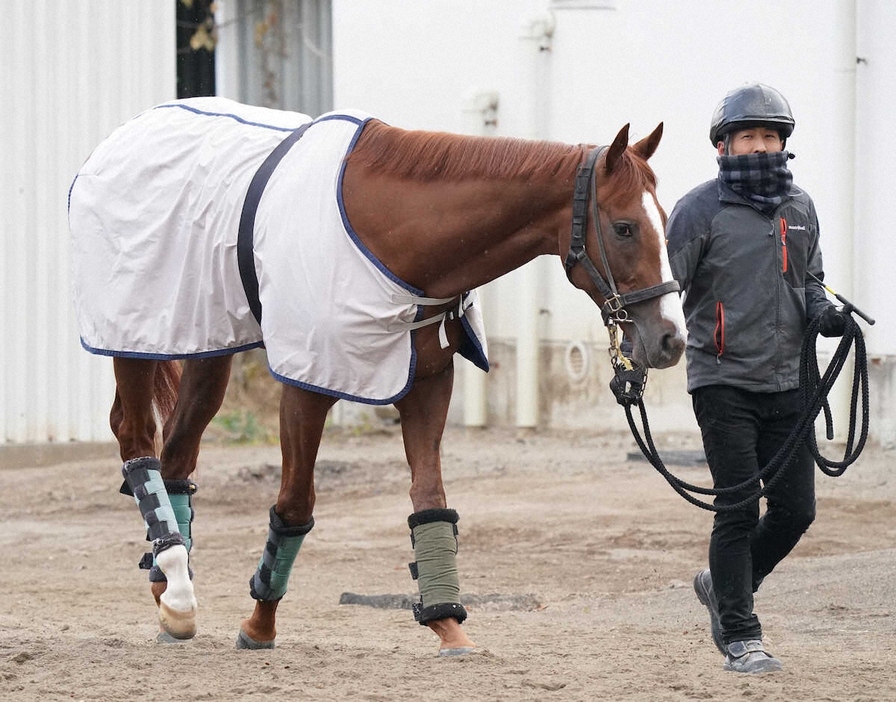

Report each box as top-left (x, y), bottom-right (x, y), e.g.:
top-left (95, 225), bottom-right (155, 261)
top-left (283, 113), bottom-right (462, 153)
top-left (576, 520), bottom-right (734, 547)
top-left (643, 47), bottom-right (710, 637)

top-left (69, 97), bottom-right (488, 404)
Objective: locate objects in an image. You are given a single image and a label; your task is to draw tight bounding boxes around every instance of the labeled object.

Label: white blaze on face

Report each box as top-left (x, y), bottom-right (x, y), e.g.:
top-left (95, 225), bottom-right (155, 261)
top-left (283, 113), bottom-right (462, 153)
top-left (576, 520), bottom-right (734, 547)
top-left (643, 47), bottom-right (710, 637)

top-left (642, 191), bottom-right (687, 338)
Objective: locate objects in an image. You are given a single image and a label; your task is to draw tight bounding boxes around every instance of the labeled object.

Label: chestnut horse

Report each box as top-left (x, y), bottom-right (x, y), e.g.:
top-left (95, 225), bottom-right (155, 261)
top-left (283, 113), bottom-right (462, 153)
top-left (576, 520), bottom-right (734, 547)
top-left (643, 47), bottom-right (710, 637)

top-left (69, 99), bottom-right (685, 654)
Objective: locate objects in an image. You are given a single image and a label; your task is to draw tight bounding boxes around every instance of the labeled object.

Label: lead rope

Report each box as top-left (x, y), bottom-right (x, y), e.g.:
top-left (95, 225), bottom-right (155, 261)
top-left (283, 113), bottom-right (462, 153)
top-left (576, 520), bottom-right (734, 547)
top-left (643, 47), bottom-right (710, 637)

top-left (800, 312), bottom-right (870, 475)
top-left (616, 313), bottom-right (870, 512)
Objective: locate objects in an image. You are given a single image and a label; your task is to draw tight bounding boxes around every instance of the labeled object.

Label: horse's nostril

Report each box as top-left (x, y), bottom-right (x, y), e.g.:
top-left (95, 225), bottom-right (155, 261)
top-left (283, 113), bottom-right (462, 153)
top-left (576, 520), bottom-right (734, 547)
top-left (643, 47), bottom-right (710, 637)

top-left (663, 331), bottom-right (686, 356)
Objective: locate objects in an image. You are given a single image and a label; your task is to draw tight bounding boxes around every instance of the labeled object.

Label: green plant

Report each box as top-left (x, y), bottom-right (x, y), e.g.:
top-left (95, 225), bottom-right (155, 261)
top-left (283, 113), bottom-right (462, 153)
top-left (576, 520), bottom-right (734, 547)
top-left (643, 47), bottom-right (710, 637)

top-left (211, 410), bottom-right (273, 445)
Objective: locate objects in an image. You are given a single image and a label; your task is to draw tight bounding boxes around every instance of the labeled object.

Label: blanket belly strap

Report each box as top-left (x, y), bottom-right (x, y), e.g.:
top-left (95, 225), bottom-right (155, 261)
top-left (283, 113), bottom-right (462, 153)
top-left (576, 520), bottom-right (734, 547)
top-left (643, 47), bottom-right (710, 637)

top-left (388, 294), bottom-right (476, 349)
top-left (237, 120), bottom-right (313, 325)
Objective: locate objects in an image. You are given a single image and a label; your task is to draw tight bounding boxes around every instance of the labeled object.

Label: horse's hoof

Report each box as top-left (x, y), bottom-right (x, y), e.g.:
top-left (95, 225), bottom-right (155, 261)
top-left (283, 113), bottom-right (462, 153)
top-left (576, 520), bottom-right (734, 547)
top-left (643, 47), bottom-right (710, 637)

top-left (438, 646), bottom-right (477, 657)
top-left (236, 629), bottom-right (276, 650)
top-left (158, 602), bottom-right (197, 640)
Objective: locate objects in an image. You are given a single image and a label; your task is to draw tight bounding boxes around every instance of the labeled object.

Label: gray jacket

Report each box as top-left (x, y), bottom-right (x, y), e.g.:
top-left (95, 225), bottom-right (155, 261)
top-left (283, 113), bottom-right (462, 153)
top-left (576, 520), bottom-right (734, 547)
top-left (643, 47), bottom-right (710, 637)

top-left (667, 178), bottom-right (830, 393)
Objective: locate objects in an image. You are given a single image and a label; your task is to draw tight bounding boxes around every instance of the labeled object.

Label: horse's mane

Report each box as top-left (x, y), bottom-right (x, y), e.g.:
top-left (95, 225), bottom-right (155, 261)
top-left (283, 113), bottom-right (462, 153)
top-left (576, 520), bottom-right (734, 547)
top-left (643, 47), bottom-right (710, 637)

top-left (351, 120), bottom-right (580, 182)
top-left (350, 120), bottom-right (658, 205)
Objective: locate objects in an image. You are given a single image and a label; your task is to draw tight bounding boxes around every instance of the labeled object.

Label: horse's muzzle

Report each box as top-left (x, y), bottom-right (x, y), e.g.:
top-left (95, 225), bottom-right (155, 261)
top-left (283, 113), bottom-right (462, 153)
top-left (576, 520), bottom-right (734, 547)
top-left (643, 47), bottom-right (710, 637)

top-left (629, 317), bottom-right (686, 370)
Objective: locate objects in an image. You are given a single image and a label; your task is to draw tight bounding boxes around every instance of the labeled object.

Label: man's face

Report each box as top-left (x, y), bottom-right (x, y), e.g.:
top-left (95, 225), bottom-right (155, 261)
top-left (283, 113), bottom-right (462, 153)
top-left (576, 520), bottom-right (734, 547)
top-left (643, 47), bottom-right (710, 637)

top-left (718, 127), bottom-right (784, 156)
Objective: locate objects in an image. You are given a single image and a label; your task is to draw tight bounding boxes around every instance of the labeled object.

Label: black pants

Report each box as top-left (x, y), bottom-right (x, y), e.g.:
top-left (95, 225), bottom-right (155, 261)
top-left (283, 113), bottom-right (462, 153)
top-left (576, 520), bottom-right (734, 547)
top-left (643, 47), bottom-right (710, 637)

top-left (692, 385), bottom-right (816, 644)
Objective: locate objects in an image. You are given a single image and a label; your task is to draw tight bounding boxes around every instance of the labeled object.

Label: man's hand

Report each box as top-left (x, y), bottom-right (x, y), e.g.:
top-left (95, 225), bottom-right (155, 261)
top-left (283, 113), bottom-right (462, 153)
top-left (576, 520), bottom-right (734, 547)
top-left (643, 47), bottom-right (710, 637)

top-left (818, 305), bottom-right (848, 338)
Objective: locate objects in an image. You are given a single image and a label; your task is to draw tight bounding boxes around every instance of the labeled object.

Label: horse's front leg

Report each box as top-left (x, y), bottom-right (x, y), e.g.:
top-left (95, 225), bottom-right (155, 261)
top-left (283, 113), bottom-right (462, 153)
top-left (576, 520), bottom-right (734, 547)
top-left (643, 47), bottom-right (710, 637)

top-left (237, 385), bottom-right (336, 650)
top-left (394, 361), bottom-right (476, 656)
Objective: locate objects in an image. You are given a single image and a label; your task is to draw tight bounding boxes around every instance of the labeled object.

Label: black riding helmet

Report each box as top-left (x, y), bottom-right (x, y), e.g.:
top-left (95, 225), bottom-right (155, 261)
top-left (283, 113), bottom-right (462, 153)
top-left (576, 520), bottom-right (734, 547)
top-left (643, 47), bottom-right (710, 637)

top-left (709, 83), bottom-right (795, 146)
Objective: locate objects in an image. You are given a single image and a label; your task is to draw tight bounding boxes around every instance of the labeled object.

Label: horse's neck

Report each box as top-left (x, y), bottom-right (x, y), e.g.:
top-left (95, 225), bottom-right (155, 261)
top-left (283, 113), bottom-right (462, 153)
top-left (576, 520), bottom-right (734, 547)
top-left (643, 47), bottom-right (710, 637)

top-left (342, 123), bottom-right (582, 298)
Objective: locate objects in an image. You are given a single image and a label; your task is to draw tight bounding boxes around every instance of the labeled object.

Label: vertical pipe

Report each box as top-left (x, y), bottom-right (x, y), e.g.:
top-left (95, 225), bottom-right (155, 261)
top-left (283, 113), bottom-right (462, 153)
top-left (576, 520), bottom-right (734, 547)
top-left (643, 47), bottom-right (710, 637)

top-left (854, 0), bottom-right (895, 444)
top-left (853, 0), bottom-right (891, 341)
top-left (825, 0), bottom-right (857, 442)
top-left (515, 12), bottom-right (555, 429)
top-left (460, 92), bottom-right (499, 427)
top-left (213, 0), bottom-right (239, 99)
top-left (7, 0), bottom-right (31, 442)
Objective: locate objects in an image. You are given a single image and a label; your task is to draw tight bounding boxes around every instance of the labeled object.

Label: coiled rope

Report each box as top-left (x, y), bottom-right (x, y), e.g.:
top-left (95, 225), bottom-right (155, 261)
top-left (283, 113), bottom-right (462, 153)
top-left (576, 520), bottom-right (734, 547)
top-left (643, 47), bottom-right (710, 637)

top-left (621, 313), bottom-right (869, 512)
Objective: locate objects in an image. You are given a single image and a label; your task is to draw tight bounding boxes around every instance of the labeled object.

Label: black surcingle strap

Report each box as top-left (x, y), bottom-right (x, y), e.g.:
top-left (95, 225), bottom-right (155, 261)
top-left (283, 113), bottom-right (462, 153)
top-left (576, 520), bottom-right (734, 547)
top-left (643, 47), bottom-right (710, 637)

top-left (237, 121), bottom-right (314, 325)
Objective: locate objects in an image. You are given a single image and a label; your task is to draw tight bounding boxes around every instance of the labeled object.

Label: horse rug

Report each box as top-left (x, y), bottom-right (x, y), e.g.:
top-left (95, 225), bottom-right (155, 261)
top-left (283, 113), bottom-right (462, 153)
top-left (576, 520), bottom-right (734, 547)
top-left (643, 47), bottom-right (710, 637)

top-left (69, 97), bottom-right (488, 405)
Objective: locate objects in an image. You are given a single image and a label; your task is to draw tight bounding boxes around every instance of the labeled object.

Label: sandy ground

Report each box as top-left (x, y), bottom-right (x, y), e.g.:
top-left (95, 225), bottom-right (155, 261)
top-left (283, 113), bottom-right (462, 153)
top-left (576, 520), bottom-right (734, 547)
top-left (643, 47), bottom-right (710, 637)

top-left (1, 424), bottom-right (894, 701)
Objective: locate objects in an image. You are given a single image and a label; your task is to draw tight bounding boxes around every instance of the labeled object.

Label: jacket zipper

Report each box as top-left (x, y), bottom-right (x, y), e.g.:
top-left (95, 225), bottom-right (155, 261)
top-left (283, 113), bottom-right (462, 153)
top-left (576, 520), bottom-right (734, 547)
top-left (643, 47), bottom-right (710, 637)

top-left (714, 301), bottom-right (725, 364)
top-left (779, 217), bottom-right (788, 273)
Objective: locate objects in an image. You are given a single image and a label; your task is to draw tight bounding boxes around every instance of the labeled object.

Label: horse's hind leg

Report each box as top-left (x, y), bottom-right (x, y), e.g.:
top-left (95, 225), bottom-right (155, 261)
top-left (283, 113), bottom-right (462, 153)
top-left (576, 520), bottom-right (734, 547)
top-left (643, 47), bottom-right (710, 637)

top-left (160, 354), bottom-right (234, 479)
top-left (237, 385), bottom-right (335, 650)
top-left (150, 355), bottom-right (233, 634)
top-left (394, 361), bottom-right (476, 656)
top-left (112, 357), bottom-right (196, 639)
top-left (113, 355), bottom-right (232, 640)
top-left (111, 357), bottom-right (161, 462)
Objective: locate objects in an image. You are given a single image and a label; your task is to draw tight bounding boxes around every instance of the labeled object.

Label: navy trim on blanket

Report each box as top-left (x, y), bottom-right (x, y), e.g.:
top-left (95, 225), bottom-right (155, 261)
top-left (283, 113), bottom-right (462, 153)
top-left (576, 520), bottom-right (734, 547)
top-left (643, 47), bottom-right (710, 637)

top-left (237, 121), bottom-right (314, 324)
top-left (80, 338), bottom-right (265, 361)
top-left (270, 365), bottom-right (415, 406)
top-left (337, 118), bottom-right (424, 297)
top-left (459, 307), bottom-right (489, 372)
top-left (154, 102), bottom-right (300, 133)
top-left (67, 175), bottom-right (78, 213)
top-left (334, 117), bottom-right (489, 380)
top-left (334, 115), bottom-right (489, 384)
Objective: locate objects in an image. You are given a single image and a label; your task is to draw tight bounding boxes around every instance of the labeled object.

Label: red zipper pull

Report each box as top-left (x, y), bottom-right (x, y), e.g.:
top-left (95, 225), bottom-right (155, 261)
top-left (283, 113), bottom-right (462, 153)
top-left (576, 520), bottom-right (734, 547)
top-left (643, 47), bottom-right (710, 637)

top-left (714, 301), bottom-right (724, 363)
top-left (779, 217), bottom-right (788, 273)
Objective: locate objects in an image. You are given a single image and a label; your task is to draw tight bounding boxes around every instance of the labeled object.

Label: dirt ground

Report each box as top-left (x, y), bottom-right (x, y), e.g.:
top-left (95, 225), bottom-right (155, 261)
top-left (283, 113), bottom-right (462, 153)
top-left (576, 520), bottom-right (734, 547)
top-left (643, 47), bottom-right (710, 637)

top-left (1, 423), bottom-right (894, 701)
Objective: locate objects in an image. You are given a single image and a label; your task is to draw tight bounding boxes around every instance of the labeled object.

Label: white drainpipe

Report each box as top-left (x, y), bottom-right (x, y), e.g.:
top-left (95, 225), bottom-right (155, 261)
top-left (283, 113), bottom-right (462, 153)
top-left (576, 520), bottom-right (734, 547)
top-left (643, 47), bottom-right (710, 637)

top-left (460, 91), bottom-right (499, 427)
top-left (826, 0), bottom-right (857, 441)
top-left (515, 11), bottom-right (555, 429)
top-left (854, 0), bottom-right (895, 445)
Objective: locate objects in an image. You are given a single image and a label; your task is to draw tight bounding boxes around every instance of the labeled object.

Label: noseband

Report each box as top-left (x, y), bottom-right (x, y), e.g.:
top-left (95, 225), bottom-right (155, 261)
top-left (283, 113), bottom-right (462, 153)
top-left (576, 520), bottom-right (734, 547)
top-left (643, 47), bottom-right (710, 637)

top-left (563, 146), bottom-right (680, 323)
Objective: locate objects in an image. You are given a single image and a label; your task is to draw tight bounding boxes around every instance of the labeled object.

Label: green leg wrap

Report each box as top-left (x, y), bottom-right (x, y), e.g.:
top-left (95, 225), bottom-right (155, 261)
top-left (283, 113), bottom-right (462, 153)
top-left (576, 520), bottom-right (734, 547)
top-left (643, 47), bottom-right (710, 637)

top-left (144, 481), bottom-right (196, 582)
top-left (166, 481), bottom-right (197, 553)
top-left (120, 462), bottom-right (196, 583)
top-left (408, 508), bottom-right (467, 625)
top-left (249, 506), bottom-right (314, 601)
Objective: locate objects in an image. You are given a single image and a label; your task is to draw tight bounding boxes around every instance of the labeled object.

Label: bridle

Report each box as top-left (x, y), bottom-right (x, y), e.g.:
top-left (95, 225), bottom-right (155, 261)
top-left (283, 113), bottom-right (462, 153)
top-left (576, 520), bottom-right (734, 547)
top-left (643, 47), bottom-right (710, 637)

top-left (563, 146), bottom-right (680, 325)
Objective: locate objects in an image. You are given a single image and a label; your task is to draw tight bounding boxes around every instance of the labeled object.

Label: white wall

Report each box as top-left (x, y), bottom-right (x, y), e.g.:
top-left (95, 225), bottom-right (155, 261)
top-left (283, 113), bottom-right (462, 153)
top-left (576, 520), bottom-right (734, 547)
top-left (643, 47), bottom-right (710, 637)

top-left (5, 0), bottom-right (892, 444)
top-left (333, 0), bottom-right (875, 342)
top-left (1, 1), bottom-right (176, 443)
top-left (332, 0), bottom-right (895, 441)
top-left (854, 0), bottom-right (895, 352)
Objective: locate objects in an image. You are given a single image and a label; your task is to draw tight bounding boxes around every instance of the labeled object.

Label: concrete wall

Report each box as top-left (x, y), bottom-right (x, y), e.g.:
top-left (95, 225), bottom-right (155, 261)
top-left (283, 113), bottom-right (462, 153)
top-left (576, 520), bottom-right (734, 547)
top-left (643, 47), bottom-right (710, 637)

top-left (332, 0), bottom-right (894, 445)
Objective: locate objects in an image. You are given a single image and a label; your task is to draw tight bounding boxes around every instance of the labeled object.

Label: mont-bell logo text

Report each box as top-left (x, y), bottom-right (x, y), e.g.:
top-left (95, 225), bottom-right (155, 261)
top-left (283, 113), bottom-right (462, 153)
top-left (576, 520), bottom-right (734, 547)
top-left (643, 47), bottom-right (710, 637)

top-left (787, 224), bottom-right (807, 231)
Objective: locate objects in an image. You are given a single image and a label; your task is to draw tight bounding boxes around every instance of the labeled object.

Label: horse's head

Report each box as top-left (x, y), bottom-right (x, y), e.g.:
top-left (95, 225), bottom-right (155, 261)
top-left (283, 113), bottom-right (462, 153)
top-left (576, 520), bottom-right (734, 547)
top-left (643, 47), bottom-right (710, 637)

top-left (562, 123), bottom-right (686, 369)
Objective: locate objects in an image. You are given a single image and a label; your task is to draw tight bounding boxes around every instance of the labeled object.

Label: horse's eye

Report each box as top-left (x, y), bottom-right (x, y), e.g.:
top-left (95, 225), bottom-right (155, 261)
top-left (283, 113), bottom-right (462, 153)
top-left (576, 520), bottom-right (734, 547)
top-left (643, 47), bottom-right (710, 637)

top-left (613, 222), bottom-right (634, 237)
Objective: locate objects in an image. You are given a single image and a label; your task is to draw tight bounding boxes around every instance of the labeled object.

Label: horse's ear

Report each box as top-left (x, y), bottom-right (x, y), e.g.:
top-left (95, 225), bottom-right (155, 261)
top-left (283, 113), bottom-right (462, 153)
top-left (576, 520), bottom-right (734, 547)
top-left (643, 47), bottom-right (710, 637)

top-left (605, 123), bottom-right (631, 173)
top-left (632, 123), bottom-right (663, 161)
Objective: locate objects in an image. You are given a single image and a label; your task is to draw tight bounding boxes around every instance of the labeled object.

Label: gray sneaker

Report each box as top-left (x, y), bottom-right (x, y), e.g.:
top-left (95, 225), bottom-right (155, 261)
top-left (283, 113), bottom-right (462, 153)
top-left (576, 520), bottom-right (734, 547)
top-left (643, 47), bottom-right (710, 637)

top-left (693, 569), bottom-right (725, 655)
top-left (723, 640), bottom-right (783, 674)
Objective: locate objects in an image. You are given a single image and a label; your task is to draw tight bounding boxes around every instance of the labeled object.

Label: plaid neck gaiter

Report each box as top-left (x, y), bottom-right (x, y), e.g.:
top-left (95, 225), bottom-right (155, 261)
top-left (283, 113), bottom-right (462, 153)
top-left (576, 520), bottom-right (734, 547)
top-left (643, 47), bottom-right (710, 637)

top-left (717, 150), bottom-right (794, 212)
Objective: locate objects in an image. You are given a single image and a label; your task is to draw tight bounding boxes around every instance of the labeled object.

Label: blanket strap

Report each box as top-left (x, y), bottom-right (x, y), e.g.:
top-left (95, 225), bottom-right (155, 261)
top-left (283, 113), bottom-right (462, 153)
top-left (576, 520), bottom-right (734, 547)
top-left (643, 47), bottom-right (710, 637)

top-left (237, 120), bottom-right (314, 325)
top-left (389, 293), bottom-right (475, 349)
